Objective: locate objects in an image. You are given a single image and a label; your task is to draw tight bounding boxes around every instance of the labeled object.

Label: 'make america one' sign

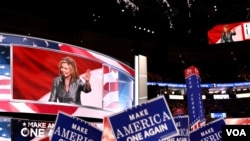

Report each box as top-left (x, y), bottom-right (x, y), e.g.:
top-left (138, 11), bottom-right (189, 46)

top-left (107, 96), bottom-right (178, 141)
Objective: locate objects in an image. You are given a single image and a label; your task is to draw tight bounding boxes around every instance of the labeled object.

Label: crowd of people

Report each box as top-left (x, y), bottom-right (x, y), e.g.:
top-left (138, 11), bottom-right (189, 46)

top-left (165, 97), bottom-right (250, 122)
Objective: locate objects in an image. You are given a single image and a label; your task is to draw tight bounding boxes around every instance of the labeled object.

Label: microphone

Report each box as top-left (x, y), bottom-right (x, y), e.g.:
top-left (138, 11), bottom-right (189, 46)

top-left (61, 74), bottom-right (65, 80)
top-left (61, 74), bottom-right (65, 85)
top-left (61, 74), bottom-right (65, 79)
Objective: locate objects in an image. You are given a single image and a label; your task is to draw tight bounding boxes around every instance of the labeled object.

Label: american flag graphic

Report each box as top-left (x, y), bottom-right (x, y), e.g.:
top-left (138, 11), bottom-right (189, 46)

top-left (103, 65), bottom-right (119, 111)
top-left (0, 33), bottom-right (134, 119)
top-left (190, 120), bottom-right (201, 131)
top-left (0, 45), bottom-right (11, 99)
top-left (0, 116), bottom-right (11, 141)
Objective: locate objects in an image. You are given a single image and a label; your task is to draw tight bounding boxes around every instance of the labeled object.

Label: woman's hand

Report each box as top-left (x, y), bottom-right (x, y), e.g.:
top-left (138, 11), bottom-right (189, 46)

top-left (82, 69), bottom-right (91, 82)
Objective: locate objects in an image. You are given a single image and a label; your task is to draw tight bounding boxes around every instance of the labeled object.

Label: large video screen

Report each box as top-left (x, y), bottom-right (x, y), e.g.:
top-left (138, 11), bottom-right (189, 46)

top-left (208, 21), bottom-right (250, 44)
top-left (0, 33), bottom-right (135, 119)
top-left (13, 46), bottom-right (104, 108)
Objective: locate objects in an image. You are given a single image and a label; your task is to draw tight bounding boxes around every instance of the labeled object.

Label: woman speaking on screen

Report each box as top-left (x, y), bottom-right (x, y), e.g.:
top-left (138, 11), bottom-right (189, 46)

top-left (48, 56), bottom-right (92, 105)
top-left (220, 24), bottom-right (236, 43)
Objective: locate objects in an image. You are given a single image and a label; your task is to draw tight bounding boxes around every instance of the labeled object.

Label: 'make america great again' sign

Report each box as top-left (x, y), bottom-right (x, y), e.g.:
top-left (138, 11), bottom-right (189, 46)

top-left (51, 111), bottom-right (102, 141)
top-left (107, 96), bottom-right (178, 141)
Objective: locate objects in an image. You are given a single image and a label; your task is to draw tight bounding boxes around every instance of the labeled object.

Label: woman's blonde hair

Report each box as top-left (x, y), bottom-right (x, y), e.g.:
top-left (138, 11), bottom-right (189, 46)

top-left (58, 56), bottom-right (79, 82)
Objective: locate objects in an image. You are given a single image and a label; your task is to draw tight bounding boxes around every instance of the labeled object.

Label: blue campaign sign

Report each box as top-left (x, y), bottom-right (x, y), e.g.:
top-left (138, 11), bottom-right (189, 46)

top-left (190, 118), bottom-right (225, 141)
top-left (167, 115), bottom-right (190, 141)
top-left (184, 66), bottom-right (206, 130)
top-left (51, 111), bottom-right (102, 141)
top-left (108, 96), bottom-right (178, 141)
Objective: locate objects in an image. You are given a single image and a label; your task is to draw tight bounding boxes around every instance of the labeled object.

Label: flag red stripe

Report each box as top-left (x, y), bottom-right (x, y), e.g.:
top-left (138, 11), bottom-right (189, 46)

top-left (103, 82), bottom-right (118, 92)
top-left (59, 44), bottom-right (102, 62)
top-left (0, 89), bottom-right (10, 94)
top-left (0, 101), bottom-right (19, 112)
top-left (0, 79), bottom-right (10, 85)
top-left (103, 65), bottom-right (110, 73)
top-left (118, 62), bottom-right (134, 77)
top-left (26, 103), bottom-right (78, 114)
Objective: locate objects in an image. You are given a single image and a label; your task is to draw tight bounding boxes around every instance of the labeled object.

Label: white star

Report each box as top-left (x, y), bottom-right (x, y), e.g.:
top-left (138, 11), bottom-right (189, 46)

top-left (23, 37), bottom-right (27, 42)
top-left (3, 118), bottom-right (9, 122)
top-left (4, 72), bottom-right (10, 76)
top-left (33, 42), bottom-right (37, 47)
top-left (22, 122), bottom-right (26, 126)
top-left (0, 65), bottom-right (5, 69)
top-left (0, 35), bottom-right (5, 42)
top-left (58, 43), bottom-right (63, 47)
top-left (45, 40), bottom-right (49, 47)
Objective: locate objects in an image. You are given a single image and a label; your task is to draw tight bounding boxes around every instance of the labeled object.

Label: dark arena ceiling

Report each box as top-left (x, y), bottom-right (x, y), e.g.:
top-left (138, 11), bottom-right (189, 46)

top-left (1, 0), bottom-right (250, 83)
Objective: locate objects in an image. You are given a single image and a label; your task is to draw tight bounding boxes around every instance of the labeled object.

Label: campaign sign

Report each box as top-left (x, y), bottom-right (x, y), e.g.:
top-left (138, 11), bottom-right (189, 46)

top-left (11, 118), bottom-right (54, 141)
top-left (190, 118), bottom-right (225, 141)
top-left (108, 96), bottom-right (178, 141)
top-left (184, 66), bottom-right (206, 131)
top-left (166, 115), bottom-right (190, 141)
top-left (51, 111), bottom-right (102, 141)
